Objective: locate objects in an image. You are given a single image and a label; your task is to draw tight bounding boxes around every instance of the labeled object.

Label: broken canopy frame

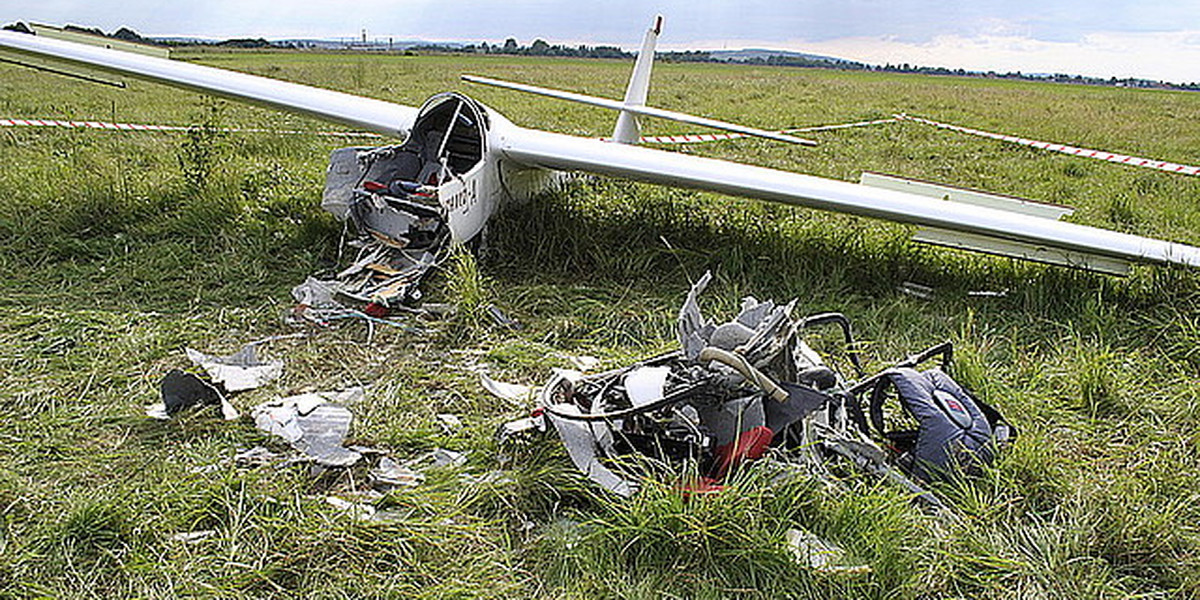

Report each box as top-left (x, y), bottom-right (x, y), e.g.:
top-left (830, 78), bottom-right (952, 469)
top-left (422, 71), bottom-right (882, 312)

top-left (501, 273), bottom-right (1003, 508)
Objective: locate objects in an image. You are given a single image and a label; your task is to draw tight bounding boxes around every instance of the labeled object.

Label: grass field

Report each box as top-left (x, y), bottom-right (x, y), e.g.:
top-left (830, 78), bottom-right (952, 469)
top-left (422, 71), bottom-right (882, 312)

top-left (2, 48), bottom-right (1200, 598)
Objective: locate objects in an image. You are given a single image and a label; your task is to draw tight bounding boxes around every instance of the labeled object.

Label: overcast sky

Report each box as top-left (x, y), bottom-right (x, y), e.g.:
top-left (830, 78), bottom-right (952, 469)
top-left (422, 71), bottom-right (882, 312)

top-left (5, 1), bottom-right (1199, 82)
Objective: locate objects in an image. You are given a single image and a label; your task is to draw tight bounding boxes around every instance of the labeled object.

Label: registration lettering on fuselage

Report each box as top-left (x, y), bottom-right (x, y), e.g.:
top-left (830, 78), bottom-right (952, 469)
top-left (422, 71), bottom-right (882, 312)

top-left (441, 176), bottom-right (478, 214)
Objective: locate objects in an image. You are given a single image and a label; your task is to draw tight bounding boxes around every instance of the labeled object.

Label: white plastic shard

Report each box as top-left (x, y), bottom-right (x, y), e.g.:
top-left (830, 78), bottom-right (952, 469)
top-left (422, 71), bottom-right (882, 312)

top-left (786, 528), bottom-right (872, 575)
top-left (186, 344), bottom-right (283, 393)
top-left (251, 388), bottom-right (366, 467)
top-left (371, 456), bottom-right (425, 490)
top-left (478, 372), bottom-right (535, 404)
top-left (623, 366), bottom-right (672, 407)
top-left (545, 404), bottom-right (637, 497)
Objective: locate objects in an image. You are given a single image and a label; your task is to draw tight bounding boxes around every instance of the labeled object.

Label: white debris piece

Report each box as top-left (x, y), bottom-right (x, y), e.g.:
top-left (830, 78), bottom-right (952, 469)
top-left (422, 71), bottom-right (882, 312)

top-left (186, 344), bottom-right (284, 392)
top-left (251, 388), bottom-right (366, 467)
top-left (291, 277), bottom-right (340, 308)
top-left (371, 456), bottom-right (425, 491)
top-left (325, 496), bottom-right (377, 521)
top-left (623, 366), bottom-right (671, 408)
top-left (558, 353), bottom-right (602, 371)
top-left (169, 530), bottom-right (217, 544)
top-left (786, 528), bottom-right (872, 575)
top-left (436, 413), bottom-right (463, 432)
top-left (478, 372), bottom-right (535, 404)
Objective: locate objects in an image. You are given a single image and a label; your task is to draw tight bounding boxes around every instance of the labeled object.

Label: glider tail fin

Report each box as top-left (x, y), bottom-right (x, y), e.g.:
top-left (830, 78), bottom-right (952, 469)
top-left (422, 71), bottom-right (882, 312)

top-left (611, 15), bottom-right (662, 144)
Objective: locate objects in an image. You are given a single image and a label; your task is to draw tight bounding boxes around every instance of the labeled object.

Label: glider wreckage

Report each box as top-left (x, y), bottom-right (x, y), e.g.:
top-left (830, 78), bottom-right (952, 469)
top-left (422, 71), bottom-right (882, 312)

top-left (0, 19), bottom-right (1186, 500)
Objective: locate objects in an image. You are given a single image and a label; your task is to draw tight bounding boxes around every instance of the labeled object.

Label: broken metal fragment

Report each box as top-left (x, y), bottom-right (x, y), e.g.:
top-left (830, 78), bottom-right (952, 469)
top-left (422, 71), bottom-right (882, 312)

top-left (185, 344), bottom-right (283, 392)
top-left (478, 372), bottom-right (535, 405)
top-left (251, 388), bottom-right (365, 467)
top-left (786, 528), bottom-right (871, 575)
top-left (371, 456), bottom-right (425, 491)
top-left (546, 403), bottom-right (637, 497)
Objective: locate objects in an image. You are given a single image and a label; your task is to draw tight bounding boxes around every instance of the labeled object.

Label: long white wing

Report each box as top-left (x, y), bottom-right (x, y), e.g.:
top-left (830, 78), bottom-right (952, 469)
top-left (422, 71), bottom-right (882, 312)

top-left (498, 126), bottom-right (1200, 270)
top-left (462, 74), bottom-right (817, 146)
top-left (0, 30), bottom-right (418, 137)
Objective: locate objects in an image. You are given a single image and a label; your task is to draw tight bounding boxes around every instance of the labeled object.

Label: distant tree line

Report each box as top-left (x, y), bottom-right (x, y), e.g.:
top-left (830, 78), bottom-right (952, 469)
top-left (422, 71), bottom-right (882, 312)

top-left (457, 38), bottom-right (632, 59)
top-left (442, 38), bottom-right (1200, 91)
top-left (4, 23), bottom-right (1194, 91)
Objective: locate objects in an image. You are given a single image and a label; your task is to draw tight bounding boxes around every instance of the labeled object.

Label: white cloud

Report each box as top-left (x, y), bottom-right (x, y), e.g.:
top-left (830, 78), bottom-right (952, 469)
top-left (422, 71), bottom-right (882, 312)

top-left (678, 30), bottom-right (1200, 83)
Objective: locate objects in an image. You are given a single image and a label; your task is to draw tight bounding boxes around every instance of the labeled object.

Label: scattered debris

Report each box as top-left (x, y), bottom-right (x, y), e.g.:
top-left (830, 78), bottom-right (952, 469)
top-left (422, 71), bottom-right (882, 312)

top-left (429, 448), bottom-right (468, 468)
top-left (559, 353), bottom-right (602, 372)
top-left (898, 281), bottom-right (935, 300)
top-left (436, 413), bottom-right (463, 433)
top-left (786, 528), bottom-right (871, 575)
top-left (233, 446), bottom-right (289, 468)
top-left (968, 288), bottom-right (1009, 298)
top-left (185, 343), bottom-right (283, 392)
top-left (169, 530), bottom-right (217, 544)
top-left (485, 304), bottom-right (521, 330)
top-left (367, 450), bottom-right (467, 493)
top-left (371, 456), bottom-right (425, 491)
top-left (325, 495), bottom-right (378, 521)
top-left (251, 388), bottom-right (366, 467)
top-left (289, 276), bottom-right (423, 339)
top-left (478, 372), bottom-right (535, 405)
top-left (420, 303), bottom-right (457, 319)
top-left (147, 369), bottom-right (239, 420)
top-left (500, 271), bottom-right (1014, 506)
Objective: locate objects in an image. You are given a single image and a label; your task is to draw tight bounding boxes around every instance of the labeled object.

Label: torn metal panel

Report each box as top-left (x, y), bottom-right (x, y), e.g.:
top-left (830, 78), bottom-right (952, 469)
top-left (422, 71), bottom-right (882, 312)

top-left (478, 372), bottom-right (535, 404)
top-left (786, 527), bottom-right (871, 575)
top-left (185, 344), bottom-right (283, 392)
top-left (251, 388), bottom-right (366, 467)
top-left (546, 404), bottom-right (638, 497)
top-left (371, 456), bottom-right (424, 490)
top-left (677, 271), bottom-right (715, 360)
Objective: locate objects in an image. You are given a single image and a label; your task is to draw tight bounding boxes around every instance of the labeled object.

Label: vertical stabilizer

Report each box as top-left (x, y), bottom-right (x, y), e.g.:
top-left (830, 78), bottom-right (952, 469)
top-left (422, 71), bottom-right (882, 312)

top-left (611, 15), bottom-right (662, 144)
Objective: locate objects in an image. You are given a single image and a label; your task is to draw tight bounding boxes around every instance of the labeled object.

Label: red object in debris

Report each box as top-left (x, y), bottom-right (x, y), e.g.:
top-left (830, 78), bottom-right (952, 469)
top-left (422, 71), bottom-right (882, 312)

top-left (363, 302), bottom-right (389, 318)
top-left (363, 180), bottom-right (388, 192)
top-left (711, 426), bottom-right (774, 480)
top-left (680, 476), bottom-right (726, 495)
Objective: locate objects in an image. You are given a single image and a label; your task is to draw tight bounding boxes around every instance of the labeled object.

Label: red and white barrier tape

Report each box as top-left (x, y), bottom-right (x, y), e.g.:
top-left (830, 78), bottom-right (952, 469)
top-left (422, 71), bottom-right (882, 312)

top-left (639, 117), bottom-right (897, 144)
top-left (897, 113), bottom-right (1199, 177)
top-left (0, 117), bottom-right (382, 138)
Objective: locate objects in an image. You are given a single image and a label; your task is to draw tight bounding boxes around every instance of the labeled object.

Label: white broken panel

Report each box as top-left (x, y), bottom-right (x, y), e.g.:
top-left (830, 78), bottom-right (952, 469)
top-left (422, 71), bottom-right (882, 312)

top-left (251, 388), bottom-right (366, 467)
top-left (623, 366), bottom-right (671, 408)
top-left (186, 344), bottom-right (283, 392)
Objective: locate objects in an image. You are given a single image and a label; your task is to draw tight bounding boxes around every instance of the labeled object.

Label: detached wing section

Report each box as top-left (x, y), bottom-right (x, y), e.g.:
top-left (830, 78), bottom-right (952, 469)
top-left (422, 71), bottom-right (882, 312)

top-left (499, 127), bottom-right (1200, 271)
top-left (0, 30), bottom-right (417, 138)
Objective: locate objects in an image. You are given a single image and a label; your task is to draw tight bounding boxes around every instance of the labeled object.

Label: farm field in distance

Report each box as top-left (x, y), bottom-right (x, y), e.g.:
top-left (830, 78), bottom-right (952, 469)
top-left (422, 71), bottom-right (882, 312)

top-left (1, 48), bottom-right (1200, 598)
